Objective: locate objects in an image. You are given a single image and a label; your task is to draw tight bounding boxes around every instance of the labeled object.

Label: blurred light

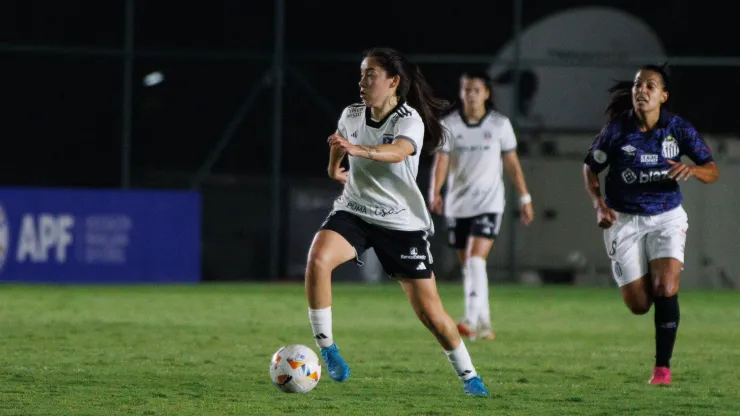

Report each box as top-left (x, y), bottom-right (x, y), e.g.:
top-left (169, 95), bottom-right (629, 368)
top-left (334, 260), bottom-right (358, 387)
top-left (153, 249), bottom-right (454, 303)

top-left (143, 71), bottom-right (164, 87)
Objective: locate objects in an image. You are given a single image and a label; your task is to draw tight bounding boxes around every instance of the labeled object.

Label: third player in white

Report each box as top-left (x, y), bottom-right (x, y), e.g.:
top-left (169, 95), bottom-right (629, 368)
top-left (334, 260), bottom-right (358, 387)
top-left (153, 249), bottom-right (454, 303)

top-left (429, 71), bottom-right (534, 341)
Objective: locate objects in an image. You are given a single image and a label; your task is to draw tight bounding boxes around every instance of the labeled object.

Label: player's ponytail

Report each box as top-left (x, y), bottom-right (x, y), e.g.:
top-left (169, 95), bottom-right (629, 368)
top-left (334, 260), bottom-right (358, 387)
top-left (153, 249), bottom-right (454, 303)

top-left (403, 60), bottom-right (450, 154)
top-left (364, 47), bottom-right (451, 154)
top-left (605, 63), bottom-right (671, 123)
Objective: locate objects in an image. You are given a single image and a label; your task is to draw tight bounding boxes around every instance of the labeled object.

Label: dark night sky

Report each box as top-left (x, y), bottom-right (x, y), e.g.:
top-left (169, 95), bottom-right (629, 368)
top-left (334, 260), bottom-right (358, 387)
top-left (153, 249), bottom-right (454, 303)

top-left (1, 0), bottom-right (736, 188)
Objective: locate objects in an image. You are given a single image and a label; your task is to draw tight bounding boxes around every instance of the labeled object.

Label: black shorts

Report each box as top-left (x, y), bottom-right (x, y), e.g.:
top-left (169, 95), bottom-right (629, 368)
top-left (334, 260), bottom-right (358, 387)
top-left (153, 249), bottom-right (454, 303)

top-left (446, 213), bottom-right (502, 249)
top-left (320, 210), bottom-right (433, 279)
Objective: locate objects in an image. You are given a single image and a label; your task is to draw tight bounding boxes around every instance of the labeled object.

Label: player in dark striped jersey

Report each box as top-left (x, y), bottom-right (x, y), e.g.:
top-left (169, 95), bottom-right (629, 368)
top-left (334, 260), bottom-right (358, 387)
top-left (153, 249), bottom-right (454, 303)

top-left (583, 64), bottom-right (719, 385)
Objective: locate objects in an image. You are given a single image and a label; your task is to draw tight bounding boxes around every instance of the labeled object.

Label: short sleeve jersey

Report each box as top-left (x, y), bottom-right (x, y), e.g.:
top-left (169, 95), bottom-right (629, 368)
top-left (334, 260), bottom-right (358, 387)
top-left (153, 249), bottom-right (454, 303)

top-left (334, 102), bottom-right (433, 233)
top-left (439, 110), bottom-right (518, 218)
top-left (584, 109), bottom-right (713, 215)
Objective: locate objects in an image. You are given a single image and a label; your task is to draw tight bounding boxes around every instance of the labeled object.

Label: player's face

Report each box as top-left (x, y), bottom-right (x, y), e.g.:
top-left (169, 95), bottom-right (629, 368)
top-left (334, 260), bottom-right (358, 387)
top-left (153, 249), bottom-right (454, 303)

top-left (359, 57), bottom-right (399, 107)
top-left (632, 70), bottom-right (668, 112)
top-left (460, 77), bottom-right (490, 110)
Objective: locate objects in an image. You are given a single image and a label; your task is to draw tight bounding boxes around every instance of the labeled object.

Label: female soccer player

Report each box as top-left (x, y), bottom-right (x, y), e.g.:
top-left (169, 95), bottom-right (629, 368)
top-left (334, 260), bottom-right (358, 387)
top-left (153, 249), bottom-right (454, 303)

top-left (428, 71), bottom-right (534, 341)
top-left (582, 64), bottom-right (719, 385)
top-left (304, 48), bottom-right (489, 396)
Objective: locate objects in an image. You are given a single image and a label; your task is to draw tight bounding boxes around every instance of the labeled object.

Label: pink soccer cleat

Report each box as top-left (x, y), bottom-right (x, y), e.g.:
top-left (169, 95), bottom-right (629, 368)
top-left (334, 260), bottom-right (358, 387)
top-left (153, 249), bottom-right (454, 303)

top-left (649, 366), bottom-right (671, 385)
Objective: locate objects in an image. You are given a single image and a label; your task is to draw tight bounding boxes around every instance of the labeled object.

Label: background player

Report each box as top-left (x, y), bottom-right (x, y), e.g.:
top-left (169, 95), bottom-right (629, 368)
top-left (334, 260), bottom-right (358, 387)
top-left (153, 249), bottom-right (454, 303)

top-left (582, 64), bottom-right (719, 385)
top-left (304, 48), bottom-right (489, 395)
top-left (428, 71), bottom-right (534, 341)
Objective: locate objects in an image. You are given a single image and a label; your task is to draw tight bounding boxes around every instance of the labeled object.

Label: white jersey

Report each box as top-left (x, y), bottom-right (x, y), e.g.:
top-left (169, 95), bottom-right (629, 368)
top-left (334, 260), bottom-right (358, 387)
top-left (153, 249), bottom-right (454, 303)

top-left (440, 110), bottom-right (518, 218)
top-left (333, 102), bottom-right (434, 234)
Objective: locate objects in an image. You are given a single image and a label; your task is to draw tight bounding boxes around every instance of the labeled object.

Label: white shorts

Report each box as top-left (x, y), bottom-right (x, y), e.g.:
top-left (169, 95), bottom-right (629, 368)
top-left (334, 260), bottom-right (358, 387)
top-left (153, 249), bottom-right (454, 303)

top-left (603, 206), bottom-right (688, 287)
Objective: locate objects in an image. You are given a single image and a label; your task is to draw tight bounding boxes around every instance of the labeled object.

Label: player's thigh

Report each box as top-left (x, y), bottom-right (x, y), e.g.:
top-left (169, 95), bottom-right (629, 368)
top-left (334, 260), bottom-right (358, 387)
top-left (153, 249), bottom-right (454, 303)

top-left (646, 209), bottom-right (687, 297)
top-left (446, 217), bottom-right (470, 252)
top-left (309, 211), bottom-right (367, 271)
top-left (604, 214), bottom-right (648, 288)
top-left (466, 213), bottom-right (500, 258)
top-left (619, 275), bottom-right (653, 314)
top-left (371, 226), bottom-right (433, 280)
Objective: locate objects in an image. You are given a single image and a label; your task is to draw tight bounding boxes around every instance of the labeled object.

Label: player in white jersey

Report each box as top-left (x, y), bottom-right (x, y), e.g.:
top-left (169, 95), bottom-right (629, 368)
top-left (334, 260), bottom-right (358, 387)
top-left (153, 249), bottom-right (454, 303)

top-left (428, 71), bottom-right (534, 341)
top-left (303, 48), bottom-right (489, 396)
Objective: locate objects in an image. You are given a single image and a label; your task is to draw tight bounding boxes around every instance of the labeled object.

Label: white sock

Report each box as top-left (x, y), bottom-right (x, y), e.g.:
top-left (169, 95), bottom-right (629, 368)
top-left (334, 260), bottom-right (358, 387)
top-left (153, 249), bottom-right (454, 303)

top-left (308, 307), bottom-right (333, 348)
top-left (465, 257), bottom-right (488, 327)
top-left (445, 340), bottom-right (478, 381)
top-left (462, 260), bottom-right (477, 324)
top-left (471, 256), bottom-right (491, 327)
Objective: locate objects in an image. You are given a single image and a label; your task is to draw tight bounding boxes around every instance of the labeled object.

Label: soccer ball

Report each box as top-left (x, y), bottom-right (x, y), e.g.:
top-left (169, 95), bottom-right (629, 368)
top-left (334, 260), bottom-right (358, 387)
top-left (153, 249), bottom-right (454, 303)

top-left (269, 344), bottom-right (321, 393)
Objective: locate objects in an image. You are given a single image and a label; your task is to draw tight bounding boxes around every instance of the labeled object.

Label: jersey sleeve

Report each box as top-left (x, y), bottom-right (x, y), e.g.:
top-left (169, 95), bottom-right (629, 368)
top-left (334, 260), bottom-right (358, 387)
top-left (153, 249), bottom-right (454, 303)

top-left (583, 125), bottom-right (613, 174)
top-left (337, 107), bottom-right (349, 138)
top-left (500, 117), bottom-right (517, 152)
top-left (439, 120), bottom-right (453, 153)
top-left (395, 114), bottom-right (424, 156)
top-left (678, 123), bottom-right (713, 165)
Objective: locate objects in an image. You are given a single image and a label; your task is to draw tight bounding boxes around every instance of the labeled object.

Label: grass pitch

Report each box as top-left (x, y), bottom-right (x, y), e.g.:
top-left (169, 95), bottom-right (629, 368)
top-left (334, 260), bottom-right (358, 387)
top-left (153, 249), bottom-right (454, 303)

top-left (1, 283), bottom-right (739, 415)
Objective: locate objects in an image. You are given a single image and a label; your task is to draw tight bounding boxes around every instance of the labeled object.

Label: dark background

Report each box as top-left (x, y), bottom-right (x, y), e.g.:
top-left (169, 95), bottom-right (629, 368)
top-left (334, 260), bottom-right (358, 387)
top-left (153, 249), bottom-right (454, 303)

top-left (1, 0), bottom-right (737, 189)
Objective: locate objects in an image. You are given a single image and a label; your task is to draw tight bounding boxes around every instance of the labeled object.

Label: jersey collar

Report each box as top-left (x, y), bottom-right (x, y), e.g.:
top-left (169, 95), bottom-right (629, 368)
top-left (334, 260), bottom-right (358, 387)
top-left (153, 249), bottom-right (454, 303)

top-left (365, 100), bottom-right (406, 129)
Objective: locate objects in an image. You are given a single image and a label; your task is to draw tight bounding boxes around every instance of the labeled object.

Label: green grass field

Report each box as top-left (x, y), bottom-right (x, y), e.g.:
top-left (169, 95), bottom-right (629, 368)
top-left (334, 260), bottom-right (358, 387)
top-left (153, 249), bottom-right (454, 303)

top-left (1, 283), bottom-right (739, 416)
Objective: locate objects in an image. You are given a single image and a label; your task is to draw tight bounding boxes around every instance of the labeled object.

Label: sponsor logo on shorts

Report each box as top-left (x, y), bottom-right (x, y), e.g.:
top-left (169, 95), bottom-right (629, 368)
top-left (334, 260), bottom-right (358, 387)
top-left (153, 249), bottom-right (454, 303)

top-left (401, 247), bottom-right (426, 260)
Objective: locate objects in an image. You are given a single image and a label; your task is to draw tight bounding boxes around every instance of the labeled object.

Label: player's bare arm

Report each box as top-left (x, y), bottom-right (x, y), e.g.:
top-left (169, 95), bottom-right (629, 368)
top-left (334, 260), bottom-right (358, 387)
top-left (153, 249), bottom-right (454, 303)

top-left (666, 160), bottom-right (719, 183)
top-left (327, 130), bottom-right (348, 184)
top-left (502, 151), bottom-right (534, 225)
top-left (328, 133), bottom-right (414, 163)
top-left (582, 164), bottom-right (616, 228)
top-left (428, 152), bottom-right (449, 215)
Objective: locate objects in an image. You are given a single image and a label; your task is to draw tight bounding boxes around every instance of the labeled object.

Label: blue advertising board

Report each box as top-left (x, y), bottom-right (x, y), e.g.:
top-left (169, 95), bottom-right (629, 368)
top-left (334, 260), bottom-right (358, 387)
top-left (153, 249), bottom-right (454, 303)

top-left (0, 188), bottom-right (201, 284)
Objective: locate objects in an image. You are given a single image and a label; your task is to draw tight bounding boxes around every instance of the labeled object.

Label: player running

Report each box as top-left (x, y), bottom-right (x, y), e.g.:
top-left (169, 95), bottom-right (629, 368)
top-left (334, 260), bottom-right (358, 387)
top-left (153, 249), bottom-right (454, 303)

top-left (304, 48), bottom-right (489, 396)
top-left (583, 64), bottom-right (719, 385)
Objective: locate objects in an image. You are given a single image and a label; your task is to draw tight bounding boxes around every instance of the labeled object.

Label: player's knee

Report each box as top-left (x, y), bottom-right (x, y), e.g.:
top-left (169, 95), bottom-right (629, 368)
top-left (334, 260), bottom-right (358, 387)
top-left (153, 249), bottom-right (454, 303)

top-left (653, 283), bottom-right (677, 298)
top-left (652, 274), bottom-right (679, 297)
top-left (628, 304), bottom-right (651, 315)
top-left (306, 250), bottom-right (338, 276)
top-left (627, 301), bottom-right (651, 315)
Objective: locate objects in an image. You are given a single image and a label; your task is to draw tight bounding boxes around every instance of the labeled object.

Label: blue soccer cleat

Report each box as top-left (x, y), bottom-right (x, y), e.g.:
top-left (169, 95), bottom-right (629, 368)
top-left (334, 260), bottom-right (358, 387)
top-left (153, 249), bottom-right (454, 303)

top-left (463, 376), bottom-right (489, 396)
top-left (320, 344), bottom-right (350, 382)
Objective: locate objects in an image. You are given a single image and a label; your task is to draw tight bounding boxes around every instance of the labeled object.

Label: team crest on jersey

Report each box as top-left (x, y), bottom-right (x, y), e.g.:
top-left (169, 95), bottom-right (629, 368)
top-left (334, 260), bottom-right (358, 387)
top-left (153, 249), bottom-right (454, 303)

top-left (381, 134), bottom-right (394, 144)
top-left (484, 131), bottom-right (492, 140)
top-left (662, 136), bottom-right (679, 158)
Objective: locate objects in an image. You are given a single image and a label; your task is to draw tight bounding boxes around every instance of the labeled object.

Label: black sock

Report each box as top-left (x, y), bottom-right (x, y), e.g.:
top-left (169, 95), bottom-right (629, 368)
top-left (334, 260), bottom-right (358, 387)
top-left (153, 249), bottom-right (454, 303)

top-left (654, 294), bottom-right (680, 368)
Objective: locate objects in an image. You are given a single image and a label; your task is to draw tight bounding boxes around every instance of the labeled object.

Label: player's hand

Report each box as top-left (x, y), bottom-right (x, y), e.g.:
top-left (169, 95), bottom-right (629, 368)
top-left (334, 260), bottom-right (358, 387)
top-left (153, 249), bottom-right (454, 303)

top-left (329, 167), bottom-right (348, 185)
top-left (328, 133), bottom-right (359, 156)
top-left (520, 202), bottom-right (534, 225)
top-left (596, 204), bottom-right (617, 229)
top-left (428, 193), bottom-right (444, 215)
top-left (666, 159), bottom-right (695, 181)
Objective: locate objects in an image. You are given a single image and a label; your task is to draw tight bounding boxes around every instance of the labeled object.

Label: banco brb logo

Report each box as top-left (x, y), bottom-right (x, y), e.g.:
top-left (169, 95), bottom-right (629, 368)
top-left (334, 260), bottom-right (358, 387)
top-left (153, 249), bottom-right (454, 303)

top-left (0, 204), bottom-right (9, 273)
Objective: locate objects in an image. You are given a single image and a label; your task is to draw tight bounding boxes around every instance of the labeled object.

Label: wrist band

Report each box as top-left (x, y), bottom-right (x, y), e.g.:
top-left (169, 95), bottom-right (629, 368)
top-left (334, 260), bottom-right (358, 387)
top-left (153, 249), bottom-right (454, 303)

top-left (519, 194), bottom-right (532, 206)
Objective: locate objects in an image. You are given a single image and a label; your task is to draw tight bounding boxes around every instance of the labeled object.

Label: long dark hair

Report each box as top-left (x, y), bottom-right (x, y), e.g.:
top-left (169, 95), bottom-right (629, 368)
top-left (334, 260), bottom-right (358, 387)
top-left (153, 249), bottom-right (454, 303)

top-left (460, 70), bottom-right (498, 112)
top-left (606, 63), bottom-right (671, 123)
top-left (363, 47), bottom-right (450, 154)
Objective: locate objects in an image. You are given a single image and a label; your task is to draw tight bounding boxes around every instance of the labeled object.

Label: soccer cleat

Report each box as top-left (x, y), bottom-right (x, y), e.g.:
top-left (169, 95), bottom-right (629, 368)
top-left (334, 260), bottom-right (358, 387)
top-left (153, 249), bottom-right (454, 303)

top-left (457, 321), bottom-right (477, 341)
top-left (476, 324), bottom-right (495, 341)
top-left (463, 376), bottom-right (489, 396)
top-left (649, 366), bottom-right (671, 385)
top-left (320, 344), bottom-right (350, 382)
